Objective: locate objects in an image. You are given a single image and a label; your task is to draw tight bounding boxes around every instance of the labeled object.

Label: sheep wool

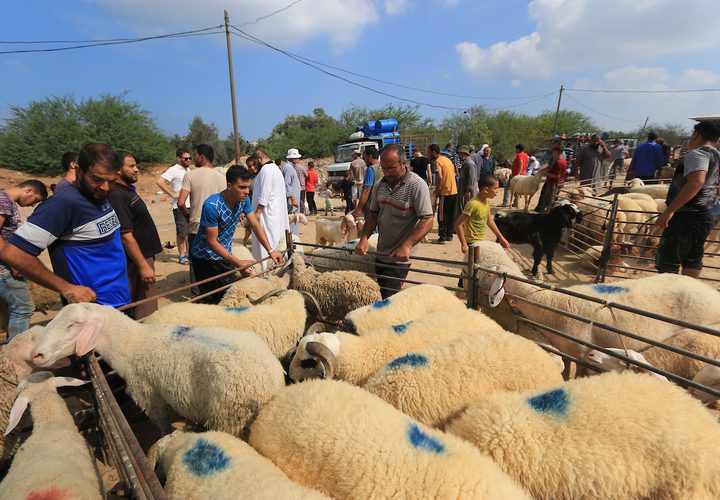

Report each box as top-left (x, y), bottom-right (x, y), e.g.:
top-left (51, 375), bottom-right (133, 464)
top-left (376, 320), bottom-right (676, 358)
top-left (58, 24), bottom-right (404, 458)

top-left (447, 372), bottom-right (720, 500)
top-left (640, 326), bottom-right (720, 380)
top-left (0, 372), bottom-right (102, 500)
top-left (343, 283), bottom-right (467, 335)
top-left (33, 303), bottom-right (285, 438)
top-left (249, 380), bottom-right (530, 499)
top-left (144, 290), bottom-right (306, 358)
top-left (290, 253), bottom-right (381, 322)
top-left (363, 328), bottom-right (564, 428)
top-left (509, 174), bottom-right (543, 211)
top-left (156, 430), bottom-right (329, 500)
top-left (288, 308), bottom-right (492, 385)
top-left (305, 234), bottom-right (379, 273)
top-left (219, 275), bottom-right (288, 308)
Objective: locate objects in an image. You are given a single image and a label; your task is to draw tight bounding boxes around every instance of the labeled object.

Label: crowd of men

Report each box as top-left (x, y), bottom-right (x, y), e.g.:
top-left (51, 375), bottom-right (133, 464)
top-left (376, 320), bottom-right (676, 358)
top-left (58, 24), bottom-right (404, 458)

top-left (0, 121), bottom-right (717, 335)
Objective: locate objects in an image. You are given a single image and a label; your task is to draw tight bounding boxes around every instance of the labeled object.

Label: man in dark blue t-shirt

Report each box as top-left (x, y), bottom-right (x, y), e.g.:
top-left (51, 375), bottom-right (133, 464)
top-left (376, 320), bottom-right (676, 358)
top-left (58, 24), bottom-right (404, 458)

top-left (0, 143), bottom-right (130, 306)
top-left (191, 165), bottom-right (282, 304)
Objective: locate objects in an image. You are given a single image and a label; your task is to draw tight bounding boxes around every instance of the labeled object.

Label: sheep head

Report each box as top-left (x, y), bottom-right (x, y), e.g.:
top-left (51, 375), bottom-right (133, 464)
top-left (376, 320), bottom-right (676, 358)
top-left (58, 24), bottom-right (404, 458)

top-left (3, 326), bottom-right (71, 381)
top-left (31, 303), bottom-right (108, 368)
top-left (287, 333), bottom-right (339, 382)
top-left (340, 214), bottom-right (357, 234)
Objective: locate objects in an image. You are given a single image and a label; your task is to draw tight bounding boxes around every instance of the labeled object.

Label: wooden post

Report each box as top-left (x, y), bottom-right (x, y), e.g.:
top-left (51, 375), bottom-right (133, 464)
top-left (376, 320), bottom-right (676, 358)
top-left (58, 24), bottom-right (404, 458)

top-left (224, 10), bottom-right (242, 162)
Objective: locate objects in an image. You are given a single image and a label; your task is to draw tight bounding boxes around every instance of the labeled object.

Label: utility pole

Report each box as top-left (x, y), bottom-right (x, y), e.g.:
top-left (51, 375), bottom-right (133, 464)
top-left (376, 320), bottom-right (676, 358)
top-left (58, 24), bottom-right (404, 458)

top-left (551, 85), bottom-right (564, 141)
top-left (224, 10), bottom-right (241, 162)
top-left (636, 116), bottom-right (650, 147)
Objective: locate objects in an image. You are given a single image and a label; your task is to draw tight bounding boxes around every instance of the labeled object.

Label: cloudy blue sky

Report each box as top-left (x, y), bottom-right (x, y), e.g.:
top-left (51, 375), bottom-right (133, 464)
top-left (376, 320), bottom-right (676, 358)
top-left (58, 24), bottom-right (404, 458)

top-left (3, 0), bottom-right (720, 141)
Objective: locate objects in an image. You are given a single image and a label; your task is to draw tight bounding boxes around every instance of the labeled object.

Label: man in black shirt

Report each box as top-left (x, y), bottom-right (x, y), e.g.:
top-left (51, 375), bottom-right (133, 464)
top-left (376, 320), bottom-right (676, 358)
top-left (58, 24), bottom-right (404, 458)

top-left (108, 150), bottom-right (163, 319)
top-left (410, 150), bottom-right (432, 186)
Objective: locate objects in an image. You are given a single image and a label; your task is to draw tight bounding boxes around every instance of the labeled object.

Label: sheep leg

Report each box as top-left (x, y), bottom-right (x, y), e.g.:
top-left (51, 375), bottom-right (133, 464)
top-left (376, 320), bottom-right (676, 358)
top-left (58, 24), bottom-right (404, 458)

top-left (545, 245), bottom-right (556, 274)
top-left (531, 244), bottom-right (543, 277)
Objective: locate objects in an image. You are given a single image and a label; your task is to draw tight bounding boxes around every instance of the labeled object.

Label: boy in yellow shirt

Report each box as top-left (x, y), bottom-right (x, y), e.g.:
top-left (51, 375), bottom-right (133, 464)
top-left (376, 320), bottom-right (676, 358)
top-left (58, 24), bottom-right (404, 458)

top-left (455, 174), bottom-right (509, 259)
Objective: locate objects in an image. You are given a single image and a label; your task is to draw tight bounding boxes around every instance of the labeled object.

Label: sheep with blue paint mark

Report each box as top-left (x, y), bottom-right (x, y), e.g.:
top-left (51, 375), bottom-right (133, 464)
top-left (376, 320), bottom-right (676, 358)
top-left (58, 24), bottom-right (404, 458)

top-left (144, 290), bottom-right (306, 358)
top-left (0, 371), bottom-right (102, 500)
top-left (447, 372), bottom-right (720, 499)
top-left (218, 274), bottom-right (289, 308)
top-left (248, 379), bottom-right (530, 499)
top-left (154, 430), bottom-right (329, 499)
top-left (343, 283), bottom-right (468, 335)
top-left (363, 327), bottom-right (564, 428)
top-left (28, 303), bottom-right (285, 438)
top-left (473, 240), bottom-right (720, 359)
top-left (287, 308), bottom-right (499, 384)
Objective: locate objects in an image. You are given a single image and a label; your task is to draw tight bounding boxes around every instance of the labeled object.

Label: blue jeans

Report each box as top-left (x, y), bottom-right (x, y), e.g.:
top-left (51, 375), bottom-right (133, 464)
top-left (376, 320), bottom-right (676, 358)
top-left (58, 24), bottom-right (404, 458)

top-left (0, 267), bottom-right (34, 338)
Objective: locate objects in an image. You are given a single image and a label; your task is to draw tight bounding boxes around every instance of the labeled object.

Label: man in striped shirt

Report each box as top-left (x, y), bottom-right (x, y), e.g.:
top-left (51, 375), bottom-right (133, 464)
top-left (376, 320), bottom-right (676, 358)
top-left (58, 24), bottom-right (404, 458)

top-left (356, 144), bottom-right (433, 298)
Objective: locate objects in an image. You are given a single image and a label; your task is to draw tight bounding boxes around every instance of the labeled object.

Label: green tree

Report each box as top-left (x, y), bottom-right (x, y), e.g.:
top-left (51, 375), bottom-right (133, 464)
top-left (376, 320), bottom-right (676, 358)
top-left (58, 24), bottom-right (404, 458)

top-left (0, 94), bottom-right (171, 172)
top-left (633, 122), bottom-right (690, 147)
top-left (260, 107), bottom-right (346, 159)
top-left (179, 116), bottom-right (231, 165)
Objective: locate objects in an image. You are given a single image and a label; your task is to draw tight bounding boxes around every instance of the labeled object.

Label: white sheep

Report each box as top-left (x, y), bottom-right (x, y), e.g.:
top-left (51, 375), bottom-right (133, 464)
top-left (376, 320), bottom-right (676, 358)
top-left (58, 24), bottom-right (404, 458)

top-left (30, 303), bottom-right (285, 438)
top-left (288, 212), bottom-right (308, 226)
top-left (219, 274), bottom-right (289, 308)
top-left (248, 379), bottom-right (531, 499)
top-left (0, 372), bottom-right (102, 500)
top-left (627, 177), bottom-right (670, 199)
top-left (305, 234), bottom-right (379, 273)
top-left (473, 241), bottom-right (720, 360)
top-left (144, 290), bottom-right (306, 358)
top-left (447, 372), bottom-right (720, 499)
top-left (584, 348), bottom-right (668, 381)
top-left (154, 430), bottom-right (329, 499)
top-left (287, 308), bottom-right (493, 385)
top-left (288, 253), bottom-right (380, 322)
top-left (578, 243), bottom-right (639, 273)
top-left (315, 213), bottom-right (358, 246)
top-left (343, 283), bottom-right (467, 335)
top-left (690, 364), bottom-right (720, 407)
top-left (494, 167), bottom-right (512, 187)
top-left (509, 173), bottom-right (543, 211)
top-left (363, 327), bottom-right (564, 428)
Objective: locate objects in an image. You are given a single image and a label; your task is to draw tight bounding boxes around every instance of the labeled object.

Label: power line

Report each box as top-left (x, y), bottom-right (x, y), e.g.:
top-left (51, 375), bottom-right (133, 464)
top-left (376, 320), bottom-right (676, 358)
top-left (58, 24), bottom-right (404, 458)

top-left (0, 26), bottom-right (223, 55)
top-left (566, 87), bottom-right (720, 94)
top-left (231, 27), bottom-right (557, 111)
top-left (235, 0), bottom-right (304, 28)
top-left (563, 91), bottom-right (642, 124)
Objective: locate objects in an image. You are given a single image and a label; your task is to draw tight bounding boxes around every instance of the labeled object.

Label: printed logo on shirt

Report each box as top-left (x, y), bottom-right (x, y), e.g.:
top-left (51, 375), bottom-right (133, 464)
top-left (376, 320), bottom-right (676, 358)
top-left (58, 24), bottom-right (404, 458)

top-left (97, 213), bottom-right (120, 235)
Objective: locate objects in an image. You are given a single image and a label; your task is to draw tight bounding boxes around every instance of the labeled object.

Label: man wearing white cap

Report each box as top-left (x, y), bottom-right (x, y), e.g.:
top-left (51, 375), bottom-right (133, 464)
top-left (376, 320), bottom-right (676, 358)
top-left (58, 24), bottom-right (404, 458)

top-left (282, 148), bottom-right (302, 235)
top-left (288, 148), bottom-right (308, 215)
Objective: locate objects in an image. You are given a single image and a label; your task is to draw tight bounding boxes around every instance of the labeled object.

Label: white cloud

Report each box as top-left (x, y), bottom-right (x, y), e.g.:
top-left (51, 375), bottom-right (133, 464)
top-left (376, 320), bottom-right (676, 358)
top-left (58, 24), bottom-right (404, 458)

top-left (384, 0), bottom-right (411, 15)
top-left (3, 59), bottom-right (28, 72)
top-left (91, 0), bottom-right (383, 51)
top-left (456, 0), bottom-right (720, 80)
top-left (680, 69), bottom-right (720, 88)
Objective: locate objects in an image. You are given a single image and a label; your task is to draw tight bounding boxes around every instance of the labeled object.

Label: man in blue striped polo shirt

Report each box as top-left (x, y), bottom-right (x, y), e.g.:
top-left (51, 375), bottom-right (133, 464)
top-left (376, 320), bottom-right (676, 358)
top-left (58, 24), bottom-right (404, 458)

top-left (0, 143), bottom-right (130, 306)
top-left (356, 143), bottom-right (433, 298)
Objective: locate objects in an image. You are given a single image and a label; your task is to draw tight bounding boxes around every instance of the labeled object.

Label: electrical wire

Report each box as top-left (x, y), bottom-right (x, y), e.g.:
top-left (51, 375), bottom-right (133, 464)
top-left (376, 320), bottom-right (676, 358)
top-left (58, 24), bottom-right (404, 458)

top-left (231, 27), bottom-right (557, 111)
top-left (566, 87), bottom-right (720, 94)
top-left (234, 0), bottom-right (304, 28)
top-left (563, 91), bottom-right (642, 124)
top-left (0, 26), bottom-right (224, 55)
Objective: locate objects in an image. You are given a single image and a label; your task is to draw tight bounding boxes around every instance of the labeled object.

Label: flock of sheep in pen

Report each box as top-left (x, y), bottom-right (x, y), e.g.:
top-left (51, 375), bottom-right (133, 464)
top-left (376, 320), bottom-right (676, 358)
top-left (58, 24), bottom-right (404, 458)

top-left (0, 214), bottom-right (719, 498)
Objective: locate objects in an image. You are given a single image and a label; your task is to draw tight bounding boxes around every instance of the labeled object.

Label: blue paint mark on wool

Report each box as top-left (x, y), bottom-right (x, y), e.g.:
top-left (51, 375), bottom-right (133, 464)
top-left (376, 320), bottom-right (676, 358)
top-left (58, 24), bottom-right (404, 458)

top-left (183, 438), bottom-right (231, 476)
top-left (372, 298), bottom-right (391, 309)
top-left (391, 321), bottom-right (411, 334)
top-left (407, 423), bottom-right (445, 454)
top-left (591, 284), bottom-right (629, 295)
top-left (225, 306), bottom-right (250, 313)
top-left (387, 353), bottom-right (428, 370)
top-left (527, 388), bottom-right (570, 416)
top-left (171, 326), bottom-right (193, 339)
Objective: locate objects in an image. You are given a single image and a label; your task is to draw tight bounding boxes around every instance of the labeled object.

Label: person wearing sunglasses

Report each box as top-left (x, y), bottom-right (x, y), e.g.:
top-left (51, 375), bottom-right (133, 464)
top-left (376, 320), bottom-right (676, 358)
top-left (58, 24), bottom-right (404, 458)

top-left (157, 148), bottom-right (193, 264)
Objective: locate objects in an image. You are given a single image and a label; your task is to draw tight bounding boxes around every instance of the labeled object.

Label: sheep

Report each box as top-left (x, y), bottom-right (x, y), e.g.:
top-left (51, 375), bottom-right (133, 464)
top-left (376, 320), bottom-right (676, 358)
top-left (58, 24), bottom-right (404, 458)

top-left (287, 308), bottom-right (495, 385)
top-left (0, 371), bottom-right (102, 500)
top-left (657, 165), bottom-right (675, 179)
top-left (343, 283), bottom-right (467, 335)
top-left (494, 203), bottom-right (582, 277)
top-left (219, 274), bottom-right (289, 308)
top-left (494, 167), bottom-right (511, 187)
top-left (154, 430), bottom-right (329, 499)
top-left (288, 253), bottom-right (380, 322)
top-left (144, 290), bottom-right (306, 358)
top-left (315, 213), bottom-right (358, 246)
top-left (573, 198), bottom-right (628, 246)
top-left (509, 173), bottom-right (543, 210)
top-left (627, 177), bottom-right (670, 199)
top-left (305, 234), bottom-right (379, 273)
top-left (288, 212), bottom-right (308, 226)
top-left (579, 243), bottom-right (639, 272)
top-left (655, 198), bottom-right (667, 212)
top-left (363, 327), bottom-right (564, 428)
top-left (447, 372), bottom-right (720, 500)
top-left (248, 379), bottom-right (531, 499)
top-left (472, 240), bottom-right (720, 360)
top-left (690, 364), bottom-right (720, 407)
top-left (584, 348), bottom-right (668, 381)
top-left (30, 303), bottom-right (285, 438)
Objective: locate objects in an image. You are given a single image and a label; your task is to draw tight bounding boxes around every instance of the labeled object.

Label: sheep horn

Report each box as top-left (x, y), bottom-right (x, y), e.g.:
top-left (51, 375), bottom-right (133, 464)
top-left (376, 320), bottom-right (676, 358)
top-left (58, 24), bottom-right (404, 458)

top-left (300, 291), bottom-right (328, 323)
top-left (248, 288), bottom-right (285, 305)
top-left (305, 341), bottom-right (336, 380)
top-left (305, 322), bottom-right (328, 335)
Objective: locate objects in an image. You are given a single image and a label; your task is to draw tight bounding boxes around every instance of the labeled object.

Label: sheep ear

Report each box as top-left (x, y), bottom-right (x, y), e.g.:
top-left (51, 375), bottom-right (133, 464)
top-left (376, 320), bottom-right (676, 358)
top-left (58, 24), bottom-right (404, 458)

top-left (5, 395), bottom-right (29, 436)
top-left (52, 376), bottom-right (89, 389)
top-left (75, 318), bottom-right (102, 356)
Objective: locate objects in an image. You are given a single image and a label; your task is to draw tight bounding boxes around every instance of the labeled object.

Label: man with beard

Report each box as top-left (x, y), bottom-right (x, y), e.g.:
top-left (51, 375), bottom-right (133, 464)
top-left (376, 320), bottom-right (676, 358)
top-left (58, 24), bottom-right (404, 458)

top-left (0, 143), bottom-right (130, 306)
top-left (108, 150), bottom-right (163, 318)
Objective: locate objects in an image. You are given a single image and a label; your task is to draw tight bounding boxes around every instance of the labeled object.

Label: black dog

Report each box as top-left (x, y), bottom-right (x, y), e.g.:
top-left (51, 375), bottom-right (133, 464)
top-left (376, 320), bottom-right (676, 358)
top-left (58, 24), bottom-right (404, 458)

top-left (494, 204), bottom-right (583, 277)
